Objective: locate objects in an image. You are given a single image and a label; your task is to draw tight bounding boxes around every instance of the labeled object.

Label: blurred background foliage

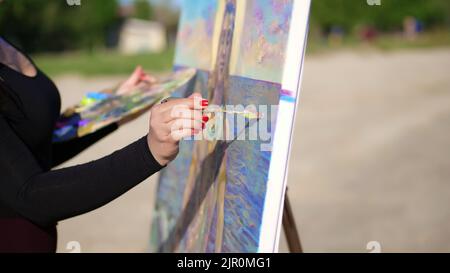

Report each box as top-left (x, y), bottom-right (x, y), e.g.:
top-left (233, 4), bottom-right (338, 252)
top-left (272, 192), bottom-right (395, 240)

top-left (310, 0), bottom-right (450, 33)
top-left (0, 0), bottom-right (178, 53)
top-left (133, 0), bottom-right (155, 21)
top-left (0, 0), bottom-right (449, 76)
top-left (0, 0), bottom-right (120, 52)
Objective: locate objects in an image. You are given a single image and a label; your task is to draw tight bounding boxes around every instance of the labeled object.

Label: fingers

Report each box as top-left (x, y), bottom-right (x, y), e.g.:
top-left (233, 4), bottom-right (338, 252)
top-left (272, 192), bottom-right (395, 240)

top-left (152, 116), bottom-right (202, 142)
top-left (162, 107), bottom-right (203, 123)
top-left (151, 107), bottom-right (204, 132)
top-left (154, 118), bottom-right (202, 142)
top-left (147, 93), bottom-right (209, 164)
top-left (189, 92), bottom-right (203, 99)
top-left (170, 129), bottom-right (198, 142)
top-left (138, 67), bottom-right (156, 84)
top-left (169, 118), bottom-right (203, 132)
top-left (129, 66), bottom-right (143, 85)
top-left (158, 95), bottom-right (208, 112)
top-left (150, 93), bottom-right (209, 142)
top-left (117, 66), bottom-right (143, 95)
top-left (140, 73), bottom-right (156, 83)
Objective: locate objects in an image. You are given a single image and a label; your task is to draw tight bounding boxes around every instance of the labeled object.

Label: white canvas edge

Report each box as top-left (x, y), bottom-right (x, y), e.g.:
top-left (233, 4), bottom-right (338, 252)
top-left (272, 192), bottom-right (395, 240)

top-left (258, 0), bottom-right (311, 253)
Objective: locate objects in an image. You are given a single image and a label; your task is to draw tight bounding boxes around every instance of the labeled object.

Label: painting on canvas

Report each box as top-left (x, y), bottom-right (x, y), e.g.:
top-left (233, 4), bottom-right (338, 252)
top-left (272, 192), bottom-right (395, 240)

top-left (151, 0), bottom-right (311, 253)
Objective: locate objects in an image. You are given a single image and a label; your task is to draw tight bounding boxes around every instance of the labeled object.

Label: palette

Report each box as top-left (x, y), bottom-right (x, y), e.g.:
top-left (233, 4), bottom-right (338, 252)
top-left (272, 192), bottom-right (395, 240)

top-left (52, 68), bottom-right (196, 143)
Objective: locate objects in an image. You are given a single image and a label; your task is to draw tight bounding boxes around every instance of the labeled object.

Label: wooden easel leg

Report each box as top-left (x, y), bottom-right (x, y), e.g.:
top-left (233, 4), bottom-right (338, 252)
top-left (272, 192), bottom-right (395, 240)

top-left (282, 191), bottom-right (303, 253)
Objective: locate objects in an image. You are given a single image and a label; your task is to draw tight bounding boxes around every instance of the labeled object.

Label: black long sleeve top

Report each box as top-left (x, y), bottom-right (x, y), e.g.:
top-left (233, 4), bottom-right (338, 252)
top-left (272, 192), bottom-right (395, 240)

top-left (0, 40), bottom-right (163, 237)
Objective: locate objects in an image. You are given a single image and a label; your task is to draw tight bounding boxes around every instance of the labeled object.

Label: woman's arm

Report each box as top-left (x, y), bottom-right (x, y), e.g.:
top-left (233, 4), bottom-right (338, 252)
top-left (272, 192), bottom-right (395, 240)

top-left (51, 66), bottom-right (154, 166)
top-left (0, 114), bottom-right (162, 227)
top-left (0, 94), bottom-right (206, 227)
top-left (51, 123), bottom-right (118, 167)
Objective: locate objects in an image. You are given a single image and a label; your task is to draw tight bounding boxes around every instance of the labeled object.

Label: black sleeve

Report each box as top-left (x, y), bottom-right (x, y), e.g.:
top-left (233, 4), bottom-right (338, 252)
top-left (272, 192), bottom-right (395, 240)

top-left (51, 123), bottom-right (119, 167)
top-left (0, 114), bottom-right (164, 227)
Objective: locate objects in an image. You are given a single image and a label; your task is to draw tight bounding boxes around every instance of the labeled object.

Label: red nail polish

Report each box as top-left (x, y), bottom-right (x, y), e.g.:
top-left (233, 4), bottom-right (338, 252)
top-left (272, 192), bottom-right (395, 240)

top-left (201, 99), bottom-right (209, 107)
top-left (202, 116), bottom-right (209, 122)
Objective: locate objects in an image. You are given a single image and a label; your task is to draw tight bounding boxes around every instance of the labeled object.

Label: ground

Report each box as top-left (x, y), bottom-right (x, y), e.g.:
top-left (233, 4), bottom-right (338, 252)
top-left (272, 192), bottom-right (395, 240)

top-left (53, 48), bottom-right (450, 252)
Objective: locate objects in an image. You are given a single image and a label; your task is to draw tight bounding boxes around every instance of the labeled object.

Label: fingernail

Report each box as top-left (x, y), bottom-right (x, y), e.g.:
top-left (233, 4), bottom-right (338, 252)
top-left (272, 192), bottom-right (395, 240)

top-left (201, 99), bottom-right (209, 107)
top-left (202, 116), bottom-right (209, 122)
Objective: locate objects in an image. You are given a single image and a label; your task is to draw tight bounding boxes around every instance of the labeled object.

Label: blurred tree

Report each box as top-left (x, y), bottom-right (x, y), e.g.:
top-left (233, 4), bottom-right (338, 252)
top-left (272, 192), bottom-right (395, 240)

top-left (0, 0), bottom-right (119, 53)
top-left (133, 0), bottom-right (154, 20)
top-left (0, 0), bottom-right (68, 52)
top-left (0, 0), bottom-right (449, 53)
top-left (152, 0), bottom-right (180, 42)
top-left (310, 0), bottom-right (450, 33)
top-left (67, 0), bottom-right (119, 52)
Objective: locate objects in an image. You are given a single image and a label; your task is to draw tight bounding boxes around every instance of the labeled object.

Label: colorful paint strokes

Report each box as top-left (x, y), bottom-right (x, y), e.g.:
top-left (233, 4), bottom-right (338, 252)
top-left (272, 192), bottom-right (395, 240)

top-left (151, 0), bottom-right (310, 253)
top-left (175, 0), bottom-right (219, 70)
top-left (230, 0), bottom-right (293, 82)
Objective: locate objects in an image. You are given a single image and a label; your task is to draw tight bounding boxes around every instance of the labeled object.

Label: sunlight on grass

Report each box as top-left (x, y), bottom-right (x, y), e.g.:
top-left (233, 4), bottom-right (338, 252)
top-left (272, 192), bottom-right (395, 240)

top-left (33, 31), bottom-right (450, 78)
top-left (32, 47), bottom-right (175, 77)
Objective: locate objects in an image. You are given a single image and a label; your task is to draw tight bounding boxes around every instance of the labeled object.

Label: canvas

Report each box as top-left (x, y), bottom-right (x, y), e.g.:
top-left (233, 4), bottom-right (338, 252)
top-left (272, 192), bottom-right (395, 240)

top-left (151, 0), bottom-right (311, 253)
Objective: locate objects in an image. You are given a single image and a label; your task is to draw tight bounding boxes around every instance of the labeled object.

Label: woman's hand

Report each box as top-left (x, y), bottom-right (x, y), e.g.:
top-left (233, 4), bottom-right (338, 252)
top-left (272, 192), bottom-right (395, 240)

top-left (117, 66), bottom-right (155, 95)
top-left (147, 93), bottom-right (209, 166)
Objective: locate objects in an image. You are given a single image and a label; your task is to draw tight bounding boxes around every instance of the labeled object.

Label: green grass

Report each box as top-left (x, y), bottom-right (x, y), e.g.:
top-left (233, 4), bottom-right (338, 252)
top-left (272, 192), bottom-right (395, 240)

top-left (32, 31), bottom-right (450, 77)
top-left (32, 47), bottom-right (175, 78)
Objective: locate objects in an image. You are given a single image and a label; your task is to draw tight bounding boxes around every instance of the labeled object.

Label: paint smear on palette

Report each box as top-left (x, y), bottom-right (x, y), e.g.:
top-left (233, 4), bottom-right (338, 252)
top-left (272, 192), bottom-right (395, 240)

top-left (230, 0), bottom-right (293, 83)
top-left (175, 0), bottom-right (219, 70)
top-left (52, 68), bottom-right (196, 143)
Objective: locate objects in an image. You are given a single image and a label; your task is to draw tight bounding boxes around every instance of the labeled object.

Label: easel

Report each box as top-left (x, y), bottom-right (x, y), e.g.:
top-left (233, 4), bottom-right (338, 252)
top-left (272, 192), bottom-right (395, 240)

top-left (282, 189), bottom-right (303, 253)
